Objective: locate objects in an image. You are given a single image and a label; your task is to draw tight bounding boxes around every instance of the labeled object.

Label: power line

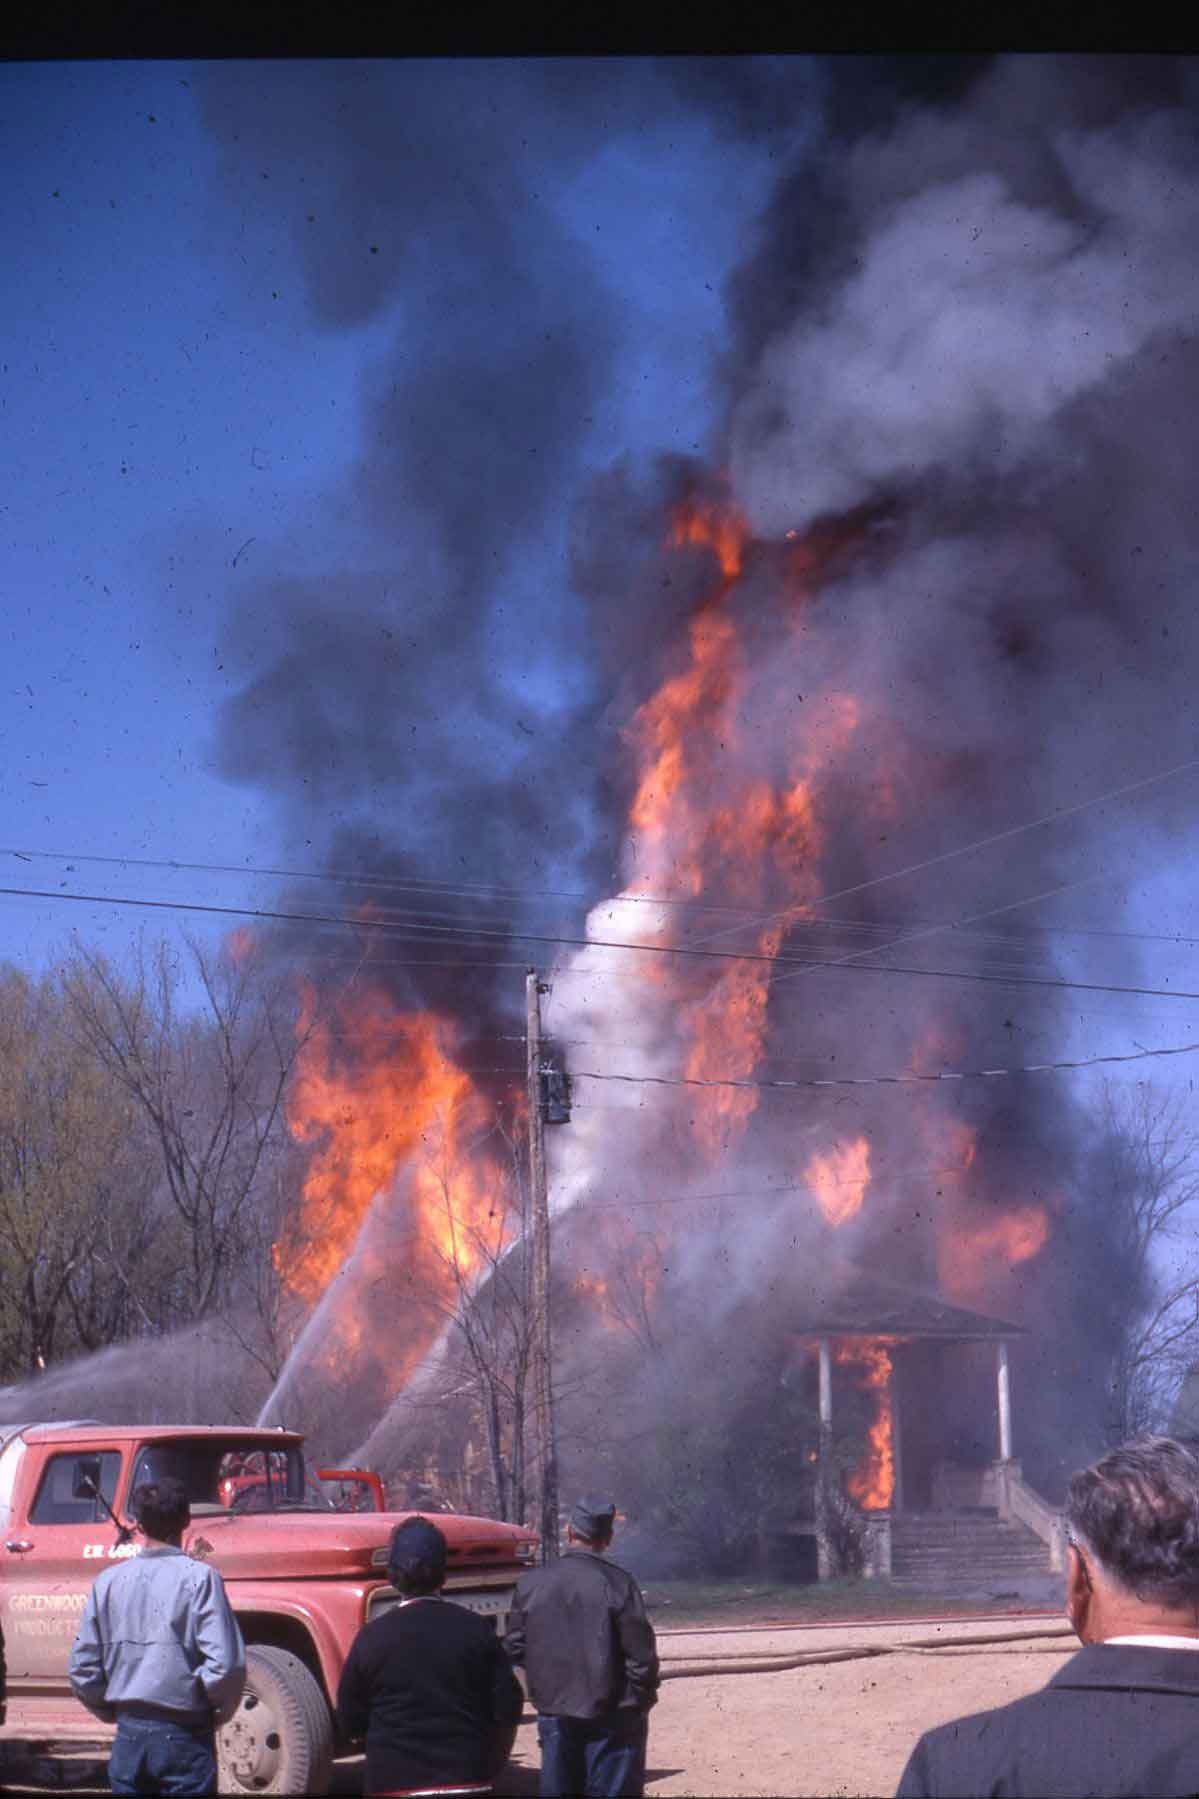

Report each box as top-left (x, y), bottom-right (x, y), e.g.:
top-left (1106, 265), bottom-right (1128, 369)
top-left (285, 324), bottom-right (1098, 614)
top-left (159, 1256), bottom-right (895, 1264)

top-left (573, 1161), bottom-right (974, 1213)
top-left (6, 880), bottom-right (1199, 1005)
top-left (767, 870), bottom-right (1110, 993)
top-left (9, 841), bottom-right (1199, 953)
top-left (684, 753), bottom-right (1199, 950)
top-left (565, 1038), bottom-right (1199, 1094)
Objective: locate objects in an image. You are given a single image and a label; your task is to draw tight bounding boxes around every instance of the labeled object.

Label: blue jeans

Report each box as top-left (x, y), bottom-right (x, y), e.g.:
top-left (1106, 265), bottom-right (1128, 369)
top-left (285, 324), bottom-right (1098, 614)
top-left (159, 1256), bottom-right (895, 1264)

top-left (109, 1713), bottom-right (217, 1796)
top-left (537, 1710), bottom-right (648, 1798)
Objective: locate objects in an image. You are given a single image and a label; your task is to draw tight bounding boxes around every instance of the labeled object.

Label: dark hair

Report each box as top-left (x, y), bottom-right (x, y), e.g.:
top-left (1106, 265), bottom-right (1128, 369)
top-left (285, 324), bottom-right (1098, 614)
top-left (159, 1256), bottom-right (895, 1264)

top-left (131, 1476), bottom-right (190, 1541)
top-left (388, 1516), bottom-right (447, 1596)
top-left (1066, 1436), bottom-right (1199, 1608)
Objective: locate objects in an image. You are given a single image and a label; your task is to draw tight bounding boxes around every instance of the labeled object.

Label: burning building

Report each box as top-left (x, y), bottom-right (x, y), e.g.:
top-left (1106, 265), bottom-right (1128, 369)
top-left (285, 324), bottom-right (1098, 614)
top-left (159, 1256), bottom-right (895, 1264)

top-left (195, 57), bottom-right (1199, 1561)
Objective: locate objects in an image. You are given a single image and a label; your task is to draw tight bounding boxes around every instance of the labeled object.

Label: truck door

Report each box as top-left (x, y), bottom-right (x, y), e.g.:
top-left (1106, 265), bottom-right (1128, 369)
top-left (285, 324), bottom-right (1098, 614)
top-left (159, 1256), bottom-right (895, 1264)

top-left (2, 1447), bottom-right (127, 1684)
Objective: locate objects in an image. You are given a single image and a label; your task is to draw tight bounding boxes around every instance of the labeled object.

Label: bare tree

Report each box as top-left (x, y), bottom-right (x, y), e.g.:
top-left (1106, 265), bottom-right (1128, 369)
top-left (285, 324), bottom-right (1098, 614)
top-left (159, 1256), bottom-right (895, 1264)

top-left (1099, 1080), bottom-right (1199, 1440)
top-left (62, 933), bottom-right (307, 1325)
top-left (0, 964), bottom-right (175, 1379)
top-left (418, 1116), bottom-right (536, 1522)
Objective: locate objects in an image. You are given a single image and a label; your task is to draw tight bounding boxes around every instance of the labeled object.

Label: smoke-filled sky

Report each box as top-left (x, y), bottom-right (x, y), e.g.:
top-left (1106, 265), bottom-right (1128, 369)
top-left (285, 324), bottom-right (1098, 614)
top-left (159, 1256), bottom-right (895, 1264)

top-left (1, 57), bottom-right (808, 964)
top-left (10, 56), bottom-right (1199, 1489)
top-left (3, 54), bottom-right (1199, 1047)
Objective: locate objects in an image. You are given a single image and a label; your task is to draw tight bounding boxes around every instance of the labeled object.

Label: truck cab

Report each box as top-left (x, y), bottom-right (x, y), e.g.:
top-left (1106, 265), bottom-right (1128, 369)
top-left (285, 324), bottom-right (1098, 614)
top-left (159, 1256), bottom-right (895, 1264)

top-left (0, 1422), bottom-right (537, 1794)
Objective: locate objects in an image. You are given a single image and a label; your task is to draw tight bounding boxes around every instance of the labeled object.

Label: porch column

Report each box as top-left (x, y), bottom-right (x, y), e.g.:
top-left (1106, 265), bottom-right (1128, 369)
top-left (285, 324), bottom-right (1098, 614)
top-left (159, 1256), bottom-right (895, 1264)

top-left (819, 1337), bottom-right (833, 1447)
top-left (996, 1339), bottom-right (1012, 1462)
top-left (816, 1337), bottom-right (833, 1580)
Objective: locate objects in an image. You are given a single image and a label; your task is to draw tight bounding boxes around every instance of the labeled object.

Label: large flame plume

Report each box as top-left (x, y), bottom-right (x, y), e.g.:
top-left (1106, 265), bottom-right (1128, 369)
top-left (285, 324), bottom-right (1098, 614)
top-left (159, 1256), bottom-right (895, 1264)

top-left (275, 982), bottom-right (503, 1366)
top-left (280, 485), bottom-right (1056, 1508)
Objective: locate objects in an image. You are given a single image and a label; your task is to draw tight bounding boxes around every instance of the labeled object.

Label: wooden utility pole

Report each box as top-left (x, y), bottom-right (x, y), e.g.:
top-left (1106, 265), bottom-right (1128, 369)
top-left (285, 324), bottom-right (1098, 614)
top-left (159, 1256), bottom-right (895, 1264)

top-left (526, 968), bottom-right (560, 1561)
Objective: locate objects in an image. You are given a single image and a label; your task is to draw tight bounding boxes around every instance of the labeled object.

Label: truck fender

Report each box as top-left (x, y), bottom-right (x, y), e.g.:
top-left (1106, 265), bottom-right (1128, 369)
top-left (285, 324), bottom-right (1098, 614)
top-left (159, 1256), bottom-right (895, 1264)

top-left (230, 1595), bottom-right (347, 1706)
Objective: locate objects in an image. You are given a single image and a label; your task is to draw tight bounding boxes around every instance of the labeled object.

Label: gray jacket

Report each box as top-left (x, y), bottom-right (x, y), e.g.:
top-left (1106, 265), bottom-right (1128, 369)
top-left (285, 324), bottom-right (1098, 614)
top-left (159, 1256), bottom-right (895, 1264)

top-left (69, 1544), bottom-right (246, 1727)
top-left (504, 1548), bottom-right (659, 1719)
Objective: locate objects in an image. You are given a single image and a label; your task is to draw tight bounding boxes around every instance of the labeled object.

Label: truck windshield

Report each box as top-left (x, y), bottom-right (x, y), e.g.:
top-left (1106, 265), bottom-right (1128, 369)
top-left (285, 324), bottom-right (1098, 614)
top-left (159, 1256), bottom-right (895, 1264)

top-left (131, 1441), bottom-right (312, 1512)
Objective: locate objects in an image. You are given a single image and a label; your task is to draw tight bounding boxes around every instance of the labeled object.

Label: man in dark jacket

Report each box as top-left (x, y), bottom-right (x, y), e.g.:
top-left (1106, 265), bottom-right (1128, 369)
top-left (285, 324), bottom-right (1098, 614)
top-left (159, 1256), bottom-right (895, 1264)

top-left (504, 1496), bottom-right (659, 1799)
top-left (336, 1516), bottom-right (524, 1798)
top-left (897, 1436), bottom-right (1199, 1798)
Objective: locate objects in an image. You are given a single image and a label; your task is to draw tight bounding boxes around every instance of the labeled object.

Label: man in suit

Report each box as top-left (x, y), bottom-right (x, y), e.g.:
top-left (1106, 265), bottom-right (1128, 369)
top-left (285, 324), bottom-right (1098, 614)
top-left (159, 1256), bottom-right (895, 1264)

top-left (336, 1516), bottom-right (524, 1798)
top-left (504, 1496), bottom-right (660, 1799)
top-left (897, 1435), bottom-right (1199, 1798)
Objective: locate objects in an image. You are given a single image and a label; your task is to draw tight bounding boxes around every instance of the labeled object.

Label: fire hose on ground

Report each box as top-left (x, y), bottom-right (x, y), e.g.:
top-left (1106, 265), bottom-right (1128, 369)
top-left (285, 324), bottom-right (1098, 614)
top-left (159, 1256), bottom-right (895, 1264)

top-left (655, 1623), bottom-right (1077, 1681)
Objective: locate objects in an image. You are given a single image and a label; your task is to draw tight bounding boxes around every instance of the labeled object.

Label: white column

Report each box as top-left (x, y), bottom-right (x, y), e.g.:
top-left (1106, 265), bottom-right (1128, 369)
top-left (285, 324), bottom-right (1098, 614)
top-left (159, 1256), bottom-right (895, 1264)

top-left (997, 1339), bottom-right (1012, 1462)
top-left (816, 1338), bottom-right (833, 1581)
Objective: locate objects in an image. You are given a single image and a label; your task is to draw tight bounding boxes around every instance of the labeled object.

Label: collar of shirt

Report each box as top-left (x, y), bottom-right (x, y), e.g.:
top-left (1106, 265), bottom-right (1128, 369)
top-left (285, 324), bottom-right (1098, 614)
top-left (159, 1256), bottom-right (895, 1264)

top-left (1104, 1634), bottom-right (1199, 1650)
top-left (398, 1594), bottom-right (444, 1607)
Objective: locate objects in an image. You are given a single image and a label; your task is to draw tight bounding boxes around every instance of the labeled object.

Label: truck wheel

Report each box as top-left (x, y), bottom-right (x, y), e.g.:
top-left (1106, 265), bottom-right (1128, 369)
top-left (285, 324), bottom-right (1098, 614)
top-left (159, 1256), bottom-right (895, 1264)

top-left (217, 1644), bottom-right (334, 1795)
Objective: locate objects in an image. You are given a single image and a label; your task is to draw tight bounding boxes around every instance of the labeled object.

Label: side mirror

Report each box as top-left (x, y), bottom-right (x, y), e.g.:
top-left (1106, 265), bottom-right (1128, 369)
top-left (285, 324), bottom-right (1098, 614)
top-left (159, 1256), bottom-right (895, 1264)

top-left (73, 1458), bottom-right (102, 1501)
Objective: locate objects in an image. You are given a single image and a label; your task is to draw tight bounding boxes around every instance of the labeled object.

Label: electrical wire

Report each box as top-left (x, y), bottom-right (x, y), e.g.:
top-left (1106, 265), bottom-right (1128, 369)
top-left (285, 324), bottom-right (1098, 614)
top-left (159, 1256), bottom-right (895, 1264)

top-left (7, 880), bottom-right (1199, 1005)
top-left (563, 1037), bottom-right (1199, 1094)
top-left (682, 752), bottom-right (1199, 950)
top-left (8, 842), bottom-right (1199, 953)
top-left (444, 1034), bottom-right (1199, 1092)
top-left (571, 1160), bottom-right (975, 1213)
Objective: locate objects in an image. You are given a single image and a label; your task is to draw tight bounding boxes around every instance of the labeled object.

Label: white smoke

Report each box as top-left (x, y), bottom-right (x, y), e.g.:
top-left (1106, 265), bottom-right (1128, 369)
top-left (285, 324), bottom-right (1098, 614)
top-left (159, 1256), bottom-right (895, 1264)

top-left (732, 114), bottom-right (1199, 535)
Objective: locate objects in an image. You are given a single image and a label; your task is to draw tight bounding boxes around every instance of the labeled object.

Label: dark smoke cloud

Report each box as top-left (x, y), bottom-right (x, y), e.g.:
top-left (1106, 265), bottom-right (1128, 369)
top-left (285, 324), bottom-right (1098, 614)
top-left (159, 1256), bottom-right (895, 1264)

top-left (198, 60), bottom-right (813, 1029)
top-left (199, 57), bottom-right (1199, 1514)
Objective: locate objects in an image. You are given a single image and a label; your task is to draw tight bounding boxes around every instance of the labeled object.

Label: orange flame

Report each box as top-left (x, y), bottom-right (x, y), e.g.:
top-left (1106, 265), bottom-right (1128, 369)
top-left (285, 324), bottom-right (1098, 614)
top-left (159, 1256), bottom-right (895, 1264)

top-left (629, 605), bottom-right (741, 893)
top-left (938, 1204), bottom-right (1050, 1302)
top-left (806, 1137), bottom-right (872, 1228)
top-left (836, 1339), bottom-right (894, 1510)
top-left (619, 503), bottom-right (866, 1156)
top-left (277, 983), bottom-right (497, 1306)
top-left (668, 494), bottom-right (749, 581)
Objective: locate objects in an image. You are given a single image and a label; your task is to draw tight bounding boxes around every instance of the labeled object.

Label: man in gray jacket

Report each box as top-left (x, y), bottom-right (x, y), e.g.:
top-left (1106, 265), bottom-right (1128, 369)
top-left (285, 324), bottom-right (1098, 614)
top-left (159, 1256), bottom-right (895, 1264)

top-left (69, 1476), bottom-right (245, 1797)
top-left (505, 1496), bottom-right (659, 1799)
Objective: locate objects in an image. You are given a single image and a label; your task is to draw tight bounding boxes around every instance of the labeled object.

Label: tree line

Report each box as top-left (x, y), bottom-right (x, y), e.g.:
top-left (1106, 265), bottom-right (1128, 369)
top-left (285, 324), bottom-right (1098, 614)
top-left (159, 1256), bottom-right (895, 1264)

top-left (0, 934), bottom-right (304, 1389)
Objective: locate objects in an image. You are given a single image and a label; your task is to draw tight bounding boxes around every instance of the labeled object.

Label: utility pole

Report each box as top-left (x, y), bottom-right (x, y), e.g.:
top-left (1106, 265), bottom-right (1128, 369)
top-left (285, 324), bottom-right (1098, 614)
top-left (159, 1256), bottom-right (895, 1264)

top-left (526, 968), bottom-right (560, 1562)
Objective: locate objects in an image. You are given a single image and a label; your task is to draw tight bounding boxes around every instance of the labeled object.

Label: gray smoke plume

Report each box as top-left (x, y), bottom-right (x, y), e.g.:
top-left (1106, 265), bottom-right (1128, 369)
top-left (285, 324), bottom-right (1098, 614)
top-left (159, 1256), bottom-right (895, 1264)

top-left (546, 54), bottom-right (1199, 1506)
top-left (193, 57), bottom-right (1199, 1517)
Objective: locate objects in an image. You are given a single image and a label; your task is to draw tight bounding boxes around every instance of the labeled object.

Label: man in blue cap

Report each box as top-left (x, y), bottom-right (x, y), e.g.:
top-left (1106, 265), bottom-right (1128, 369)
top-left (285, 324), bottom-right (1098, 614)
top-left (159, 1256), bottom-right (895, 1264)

top-left (504, 1496), bottom-right (659, 1798)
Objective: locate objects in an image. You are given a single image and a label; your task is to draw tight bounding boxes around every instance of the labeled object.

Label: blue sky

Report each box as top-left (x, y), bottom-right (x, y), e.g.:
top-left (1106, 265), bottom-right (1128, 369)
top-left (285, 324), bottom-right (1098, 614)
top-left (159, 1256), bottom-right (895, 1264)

top-left (0, 61), bottom-right (777, 973)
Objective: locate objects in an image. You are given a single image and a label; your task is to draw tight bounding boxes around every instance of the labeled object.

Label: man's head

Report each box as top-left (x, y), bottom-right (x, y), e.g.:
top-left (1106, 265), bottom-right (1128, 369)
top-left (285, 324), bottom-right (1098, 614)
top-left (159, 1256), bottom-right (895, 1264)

top-left (567, 1496), bottom-right (617, 1552)
top-left (388, 1516), bottom-right (448, 1597)
top-left (131, 1476), bottom-right (190, 1546)
top-left (1065, 1435), bottom-right (1199, 1642)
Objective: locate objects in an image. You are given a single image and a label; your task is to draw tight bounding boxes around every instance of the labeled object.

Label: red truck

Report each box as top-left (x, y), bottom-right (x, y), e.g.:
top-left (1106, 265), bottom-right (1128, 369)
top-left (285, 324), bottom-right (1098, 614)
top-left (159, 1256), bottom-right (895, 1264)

top-left (0, 1421), bottom-right (537, 1793)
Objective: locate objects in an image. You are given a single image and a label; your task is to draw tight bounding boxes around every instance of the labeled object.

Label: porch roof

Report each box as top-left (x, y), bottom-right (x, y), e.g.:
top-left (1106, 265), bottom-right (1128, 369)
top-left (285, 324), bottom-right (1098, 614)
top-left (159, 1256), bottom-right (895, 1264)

top-left (792, 1263), bottom-right (1025, 1343)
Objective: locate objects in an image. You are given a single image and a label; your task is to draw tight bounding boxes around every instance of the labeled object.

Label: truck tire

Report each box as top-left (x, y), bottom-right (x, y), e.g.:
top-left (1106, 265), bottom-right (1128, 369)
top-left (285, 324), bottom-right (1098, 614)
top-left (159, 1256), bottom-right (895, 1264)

top-left (217, 1644), bottom-right (334, 1796)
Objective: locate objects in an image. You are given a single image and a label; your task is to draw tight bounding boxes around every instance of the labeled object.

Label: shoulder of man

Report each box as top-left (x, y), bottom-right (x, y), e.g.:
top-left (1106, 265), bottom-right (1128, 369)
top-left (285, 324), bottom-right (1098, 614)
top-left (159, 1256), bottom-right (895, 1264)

top-left (591, 1554), bottom-right (643, 1601)
top-left (897, 1685), bottom-right (1062, 1799)
top-left (90, 1554), bottom-right (144, 1596)
top-left (526, 1552), bottom-right (640, 1601)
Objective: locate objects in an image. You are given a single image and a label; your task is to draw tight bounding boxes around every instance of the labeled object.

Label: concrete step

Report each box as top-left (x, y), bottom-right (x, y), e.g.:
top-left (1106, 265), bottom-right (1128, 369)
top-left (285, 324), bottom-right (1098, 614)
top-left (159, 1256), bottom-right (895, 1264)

top-left (892, 1554), bottom-right (1051, 1568)
top-left (889, 1509), bottom-right (1055, 1589)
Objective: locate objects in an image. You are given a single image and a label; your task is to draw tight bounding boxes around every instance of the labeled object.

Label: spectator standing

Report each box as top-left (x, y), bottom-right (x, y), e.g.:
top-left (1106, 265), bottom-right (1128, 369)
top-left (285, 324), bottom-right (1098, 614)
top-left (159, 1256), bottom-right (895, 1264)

top-left (68, 1476), bottom-right (245, 1797)
top-left (336, 1515), bottom-right (524, 1798)
top-left (505, 1496), bottom-right (659, 1799)
top-left (897, 1436), bottom-right (1199, 1798)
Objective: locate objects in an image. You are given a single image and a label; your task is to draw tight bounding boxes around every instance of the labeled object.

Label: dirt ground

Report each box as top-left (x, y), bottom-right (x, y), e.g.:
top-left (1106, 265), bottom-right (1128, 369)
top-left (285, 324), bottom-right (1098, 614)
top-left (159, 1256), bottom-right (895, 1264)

top-left (486, 1616), bottom-right (1078, 1798)
top-left (3, 1615), bottom-right (1077, 1798)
